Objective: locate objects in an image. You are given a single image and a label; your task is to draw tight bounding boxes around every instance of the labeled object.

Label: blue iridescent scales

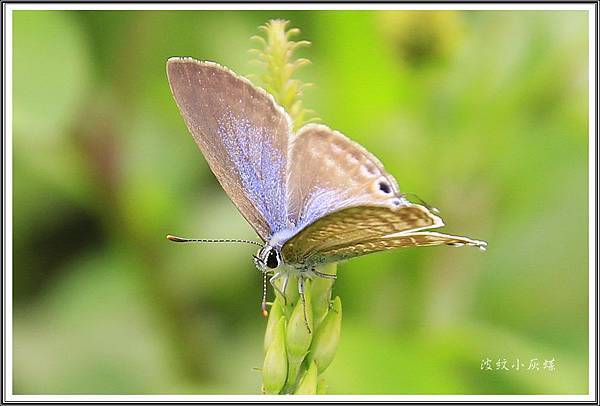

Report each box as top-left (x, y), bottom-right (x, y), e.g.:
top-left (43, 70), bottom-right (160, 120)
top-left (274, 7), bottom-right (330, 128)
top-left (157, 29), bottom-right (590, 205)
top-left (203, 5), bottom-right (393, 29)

top-left (166, 57), bottom-right (487, 272)
top-left (218, 111), bottom-right (289, 233)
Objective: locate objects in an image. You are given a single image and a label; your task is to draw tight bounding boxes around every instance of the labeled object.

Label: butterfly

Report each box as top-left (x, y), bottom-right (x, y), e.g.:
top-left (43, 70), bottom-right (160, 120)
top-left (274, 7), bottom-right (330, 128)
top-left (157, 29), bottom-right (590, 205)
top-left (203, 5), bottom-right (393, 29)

top-left (165, 57), bottom-right (487, 318)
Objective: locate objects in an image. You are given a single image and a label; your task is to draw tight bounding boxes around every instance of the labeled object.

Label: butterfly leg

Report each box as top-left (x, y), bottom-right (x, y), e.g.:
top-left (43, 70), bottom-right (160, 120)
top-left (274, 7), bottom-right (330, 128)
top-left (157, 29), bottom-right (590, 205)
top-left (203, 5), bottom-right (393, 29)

top-left (269, 272), bottom-right (287, 305)
top-left (280, 273), bottom-right (289, 303)
top-left (312, 268), bottom-right (337, 280)
top-left (298, 276), bottom-right (312, 334)
top-left (308, 267), bottom-right (336, 310)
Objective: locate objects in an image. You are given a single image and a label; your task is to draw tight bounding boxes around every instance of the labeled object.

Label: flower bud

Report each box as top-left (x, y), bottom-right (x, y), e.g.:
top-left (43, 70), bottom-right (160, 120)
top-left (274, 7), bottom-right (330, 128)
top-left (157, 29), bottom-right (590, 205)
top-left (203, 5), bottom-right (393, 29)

top-left (283, 275), bottom-right (299, 309)
top-left (310, 263), bottom-right (337, 329)
top-left (316, 377), bottom-right (328, 394)
top-left (262, 316), bottom-right (287, 394)
top-left (286, 279), bottom-right (313, 385)
top-left (263, 297), bottom-right (284, 353)
top-left (307, 296), bottom-right (342, 374)
top-left (294, 360), bottom-right (318, 395)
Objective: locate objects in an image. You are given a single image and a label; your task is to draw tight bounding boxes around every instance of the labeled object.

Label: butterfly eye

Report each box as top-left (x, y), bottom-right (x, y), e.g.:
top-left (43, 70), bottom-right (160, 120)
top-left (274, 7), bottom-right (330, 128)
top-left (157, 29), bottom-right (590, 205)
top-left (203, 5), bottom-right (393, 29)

top-left (378, 181), bottom-right (391, 194)
top-left (266, 249), bottom-right (280, 269)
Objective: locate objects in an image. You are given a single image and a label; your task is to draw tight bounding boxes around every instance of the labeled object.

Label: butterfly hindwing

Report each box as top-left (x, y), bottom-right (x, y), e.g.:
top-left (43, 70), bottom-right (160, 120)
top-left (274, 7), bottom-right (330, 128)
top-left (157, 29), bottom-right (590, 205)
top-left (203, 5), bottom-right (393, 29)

top-left (167, 58), bottom-right (292, 241)
top-left (310, 231), bottom-right (488, 263)
top-left (281, 203), bottom-right (445, 264)
top-left (287, 124), bottom-right (406, 231)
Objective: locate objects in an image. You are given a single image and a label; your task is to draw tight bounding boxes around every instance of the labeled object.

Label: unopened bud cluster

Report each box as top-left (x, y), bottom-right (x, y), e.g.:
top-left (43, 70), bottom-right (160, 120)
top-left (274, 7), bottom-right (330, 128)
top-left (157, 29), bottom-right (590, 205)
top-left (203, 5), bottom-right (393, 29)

top-left (251, 20), bottom-right (338, 394)
top-left (262, 263), bottom-right (342, 394)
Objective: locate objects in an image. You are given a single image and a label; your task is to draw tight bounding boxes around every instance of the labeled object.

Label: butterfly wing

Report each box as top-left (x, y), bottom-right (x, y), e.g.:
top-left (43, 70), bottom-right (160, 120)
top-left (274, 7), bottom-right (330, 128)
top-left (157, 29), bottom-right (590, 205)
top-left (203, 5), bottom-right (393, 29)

top-left (282, 203), bottom-right (447, 264)
top-left (287, 124), bottom-right (407, 230)
top-left (282, 123), bottom-right (486, 265)
top-left (309, 231), bottom-right (487, 264)
top-left (167, 58), bottom-right (292, 241)
top-left (282, 203), bottom-right (486, 265)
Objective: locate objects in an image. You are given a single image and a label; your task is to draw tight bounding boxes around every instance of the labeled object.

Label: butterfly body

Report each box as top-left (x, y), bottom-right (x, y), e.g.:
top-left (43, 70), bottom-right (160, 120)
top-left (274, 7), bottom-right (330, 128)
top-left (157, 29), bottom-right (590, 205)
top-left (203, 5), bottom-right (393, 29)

top-left (166, 57), bottom-right (487, 306)
top-left (253, 226), bottom-right (334, 279)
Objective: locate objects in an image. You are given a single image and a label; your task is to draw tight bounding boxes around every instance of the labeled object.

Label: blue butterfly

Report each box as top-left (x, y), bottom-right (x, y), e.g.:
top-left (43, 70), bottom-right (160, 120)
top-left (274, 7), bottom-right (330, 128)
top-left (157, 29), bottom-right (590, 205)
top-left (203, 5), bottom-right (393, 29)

top-left (166, 58), bottom-right (486, 318)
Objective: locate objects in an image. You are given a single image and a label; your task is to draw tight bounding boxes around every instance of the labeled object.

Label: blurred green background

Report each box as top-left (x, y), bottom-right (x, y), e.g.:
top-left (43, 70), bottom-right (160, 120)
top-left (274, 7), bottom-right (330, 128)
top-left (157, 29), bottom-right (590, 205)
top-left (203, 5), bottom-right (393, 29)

top-left (12, 10), bottom-right (589, 394)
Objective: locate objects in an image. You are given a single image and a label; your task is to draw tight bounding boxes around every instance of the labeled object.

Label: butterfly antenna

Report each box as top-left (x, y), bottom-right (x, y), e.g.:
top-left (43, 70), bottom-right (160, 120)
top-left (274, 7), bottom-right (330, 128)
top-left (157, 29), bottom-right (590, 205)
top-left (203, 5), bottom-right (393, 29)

top-left (261, 272), bottom-right (269, 317)
top-left (403, 193), bottom-right (440, 214)
top-left (166, 234), bottom-right (263, 247)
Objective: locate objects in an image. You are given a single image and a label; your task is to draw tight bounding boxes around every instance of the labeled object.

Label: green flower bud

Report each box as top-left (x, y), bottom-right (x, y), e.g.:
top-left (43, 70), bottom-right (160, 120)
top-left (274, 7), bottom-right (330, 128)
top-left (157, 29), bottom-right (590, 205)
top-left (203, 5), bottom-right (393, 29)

top-left (281, 275), bottom-right (299, 313)
top-left (307, 296), bottom-right (342, 374)
top-left (285, 279), bottom-right (313, 385)
top-left (252, 19), bottom-right (314, 131)
top-left (316, 377), bottom-right (328, 394)
top-left (294, 360), bottom-right (318, 395)
top-left (263, 297), bottom-right (284, 353)
top-left (262, 317), bottom-right (288, 394)
top-left (311, 263), bottom-right (337, 329)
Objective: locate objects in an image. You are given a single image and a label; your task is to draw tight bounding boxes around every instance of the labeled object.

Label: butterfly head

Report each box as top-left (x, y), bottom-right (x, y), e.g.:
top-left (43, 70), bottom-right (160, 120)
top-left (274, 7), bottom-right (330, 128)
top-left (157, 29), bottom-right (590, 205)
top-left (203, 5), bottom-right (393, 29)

top-left (254, 245), bottom-right (283, 272)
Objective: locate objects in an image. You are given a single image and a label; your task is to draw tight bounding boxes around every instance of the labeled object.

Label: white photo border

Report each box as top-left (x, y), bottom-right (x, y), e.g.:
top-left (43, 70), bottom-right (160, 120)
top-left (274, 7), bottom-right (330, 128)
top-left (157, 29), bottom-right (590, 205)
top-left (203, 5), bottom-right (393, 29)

top-left (2, 1), bottom-right (597, 403)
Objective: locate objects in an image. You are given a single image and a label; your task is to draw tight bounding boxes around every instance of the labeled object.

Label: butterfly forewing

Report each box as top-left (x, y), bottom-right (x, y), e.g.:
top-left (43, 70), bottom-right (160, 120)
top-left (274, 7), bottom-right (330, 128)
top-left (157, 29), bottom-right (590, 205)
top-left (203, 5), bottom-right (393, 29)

top-left (309, 231), bottom-right (488, 263)
top-left (287, 124), bottom-right (406, 230)
top-left (281, 203), bottom-right (444, 264)
top-left (167, 58), bottom-right (292, 241)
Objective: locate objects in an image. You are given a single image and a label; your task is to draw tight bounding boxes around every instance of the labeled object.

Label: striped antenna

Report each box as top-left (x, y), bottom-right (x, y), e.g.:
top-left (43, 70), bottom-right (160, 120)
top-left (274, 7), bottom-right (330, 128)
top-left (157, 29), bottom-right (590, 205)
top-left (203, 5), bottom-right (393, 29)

top-left (403, 192), bottom-right (440, 215)
top-left (261, 272), bottom-right (269, 317)
top-left (166, 234), bottom-right (263, 247)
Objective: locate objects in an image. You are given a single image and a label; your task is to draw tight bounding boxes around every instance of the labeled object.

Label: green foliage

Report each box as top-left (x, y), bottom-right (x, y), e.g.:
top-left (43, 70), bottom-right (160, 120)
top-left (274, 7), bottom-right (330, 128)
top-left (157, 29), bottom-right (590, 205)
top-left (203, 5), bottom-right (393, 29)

top-left (12, 10), bottom-right (589, 395)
